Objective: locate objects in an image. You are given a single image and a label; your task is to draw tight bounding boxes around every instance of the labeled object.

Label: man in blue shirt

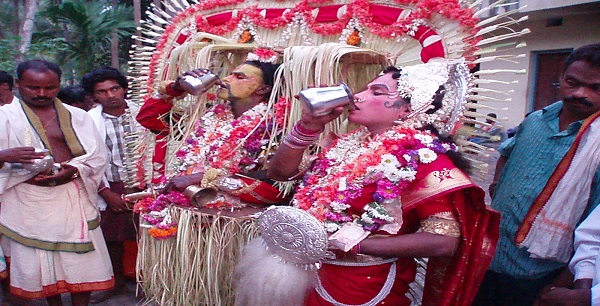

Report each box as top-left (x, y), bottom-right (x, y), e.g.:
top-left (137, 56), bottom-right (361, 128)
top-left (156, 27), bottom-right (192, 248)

top-left (474, 43), bottom-right (600, 305)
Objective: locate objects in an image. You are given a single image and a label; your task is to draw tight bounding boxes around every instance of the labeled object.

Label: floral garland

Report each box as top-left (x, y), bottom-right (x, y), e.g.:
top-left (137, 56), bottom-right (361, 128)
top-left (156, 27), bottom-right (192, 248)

top-left (297, 0), bottom-right (354, 35)
top-left (292, 125), bottom-right (457, 233)
top-left (134, 192), bottom-right (191, 239)
top-left (246, 47), bottom-right (279, 63)
top-left (136, 100), bottom-right (288, 240)
top-left (145, 0), bottom-right (482, 95)
top-left (172, 102), bottom-right (278, 176)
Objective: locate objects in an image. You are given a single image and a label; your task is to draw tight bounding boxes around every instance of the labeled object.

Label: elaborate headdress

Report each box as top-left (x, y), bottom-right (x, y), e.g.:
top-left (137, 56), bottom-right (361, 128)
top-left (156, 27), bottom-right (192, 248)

top-left (245, 47), bottom-right (280, 64)
top-left (395, 59), bottom-right (471, 136)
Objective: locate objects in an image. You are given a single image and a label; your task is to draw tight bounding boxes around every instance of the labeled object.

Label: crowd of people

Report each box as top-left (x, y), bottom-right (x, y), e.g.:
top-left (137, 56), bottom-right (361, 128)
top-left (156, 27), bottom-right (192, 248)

top-left (0, 42), bottom-right (598, 306)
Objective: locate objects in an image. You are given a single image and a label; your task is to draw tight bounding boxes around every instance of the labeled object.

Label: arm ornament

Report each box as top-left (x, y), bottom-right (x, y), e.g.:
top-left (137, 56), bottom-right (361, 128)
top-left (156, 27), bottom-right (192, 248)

top-left (419, 212), bottom-right (461, 237)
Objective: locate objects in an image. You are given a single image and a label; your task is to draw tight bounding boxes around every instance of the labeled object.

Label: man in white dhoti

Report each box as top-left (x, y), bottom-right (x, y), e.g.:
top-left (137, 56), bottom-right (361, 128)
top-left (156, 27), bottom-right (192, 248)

top-left (0, 59), bottom-right (114, 306)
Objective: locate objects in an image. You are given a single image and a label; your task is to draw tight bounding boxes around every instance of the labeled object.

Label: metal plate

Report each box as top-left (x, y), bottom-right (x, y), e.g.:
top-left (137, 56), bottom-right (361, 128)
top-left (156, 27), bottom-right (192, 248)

top-left (259, 206), bottom-right (327, 265)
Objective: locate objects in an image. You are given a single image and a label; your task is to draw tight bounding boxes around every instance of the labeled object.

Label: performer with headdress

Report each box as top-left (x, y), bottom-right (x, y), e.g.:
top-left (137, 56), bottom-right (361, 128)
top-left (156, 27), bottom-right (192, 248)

top-left (236, 59), bottom-right (500, 306)
top-left (136, 48), bottom-right (288, 212)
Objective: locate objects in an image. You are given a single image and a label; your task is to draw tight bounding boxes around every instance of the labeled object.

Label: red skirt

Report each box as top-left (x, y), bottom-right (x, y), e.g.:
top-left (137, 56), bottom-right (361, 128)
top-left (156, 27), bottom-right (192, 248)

top-left (305, 258), bottom-right (416, 306)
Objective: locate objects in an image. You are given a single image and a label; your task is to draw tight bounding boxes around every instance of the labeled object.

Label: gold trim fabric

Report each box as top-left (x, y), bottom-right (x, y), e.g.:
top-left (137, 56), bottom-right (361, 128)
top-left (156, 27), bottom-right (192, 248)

top-left (19, 98), bottom-right (85, 158)
top-left (419, 214), bottom-right (461, 237)
top-left (0, 215), bottom-right (100, 253)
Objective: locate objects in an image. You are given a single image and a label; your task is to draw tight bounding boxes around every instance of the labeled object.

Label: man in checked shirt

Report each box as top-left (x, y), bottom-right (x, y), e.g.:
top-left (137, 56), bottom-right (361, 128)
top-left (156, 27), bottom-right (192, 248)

top-left (82, 67), bottom-right (146, 303)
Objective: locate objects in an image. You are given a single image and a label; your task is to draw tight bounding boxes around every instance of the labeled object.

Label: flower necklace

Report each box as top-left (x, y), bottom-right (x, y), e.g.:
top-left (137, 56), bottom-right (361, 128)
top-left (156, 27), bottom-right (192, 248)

top-left (173, 102), bottom-right (273, 177)
top-left (292, 125), bottom-right (457, 233)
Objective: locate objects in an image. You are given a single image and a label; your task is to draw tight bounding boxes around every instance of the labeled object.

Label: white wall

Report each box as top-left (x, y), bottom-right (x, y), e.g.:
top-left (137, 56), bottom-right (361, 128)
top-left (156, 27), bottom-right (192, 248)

top-left (520, 0), bottom-right (598, 12)
top-left (478, 9), bottom-right (600, 130)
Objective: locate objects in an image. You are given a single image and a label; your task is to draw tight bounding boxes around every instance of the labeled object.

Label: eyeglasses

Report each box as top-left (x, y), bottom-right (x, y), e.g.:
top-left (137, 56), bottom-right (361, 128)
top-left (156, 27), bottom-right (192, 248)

top-left (94, 85), bottom-right (123, 96)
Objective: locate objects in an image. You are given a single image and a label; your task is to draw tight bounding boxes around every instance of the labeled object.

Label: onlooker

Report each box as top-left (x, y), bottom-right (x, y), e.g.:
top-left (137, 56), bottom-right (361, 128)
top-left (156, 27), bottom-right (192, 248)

top-left (474, 43), bottom-right (600, 305)
top-left (0, 59), bottom-right (113, 305)
top-left (539, 204), bottom-right (600, 306)
top-left (469, 113), bottom-right (505, 145)
top-left (81, 67), bottom-right (146, 303)
top-left (0, 71), bottom-right (16, 106)
top-left (58, 85), bottom-right (97, 111)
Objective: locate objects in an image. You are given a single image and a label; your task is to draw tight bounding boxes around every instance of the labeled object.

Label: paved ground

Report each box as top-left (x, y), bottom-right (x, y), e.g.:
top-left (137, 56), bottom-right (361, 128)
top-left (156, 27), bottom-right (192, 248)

top-left (0, 279), bottom-right (151, 306)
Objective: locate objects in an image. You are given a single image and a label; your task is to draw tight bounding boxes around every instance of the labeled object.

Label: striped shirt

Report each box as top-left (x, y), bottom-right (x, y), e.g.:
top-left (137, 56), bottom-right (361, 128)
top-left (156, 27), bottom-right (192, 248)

top-left (489, 101), bottom-right (600, 279)
top-left (101, 111), bottom-right (132, 182)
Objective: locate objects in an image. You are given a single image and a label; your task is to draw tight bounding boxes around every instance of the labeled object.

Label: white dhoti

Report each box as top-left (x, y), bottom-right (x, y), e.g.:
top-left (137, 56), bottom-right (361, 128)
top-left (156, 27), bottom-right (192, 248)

top-left (0, 180), bottom-right (114, 299)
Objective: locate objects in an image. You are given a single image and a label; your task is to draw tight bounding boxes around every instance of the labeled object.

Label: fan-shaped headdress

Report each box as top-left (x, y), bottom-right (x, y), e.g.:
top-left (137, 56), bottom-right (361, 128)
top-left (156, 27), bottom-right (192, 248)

top-left (128, 0), bottom-right (529, 182)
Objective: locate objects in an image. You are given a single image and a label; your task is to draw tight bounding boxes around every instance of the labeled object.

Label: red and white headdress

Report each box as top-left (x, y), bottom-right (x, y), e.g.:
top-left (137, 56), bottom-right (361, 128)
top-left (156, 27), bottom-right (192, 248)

top-left (246, 47), bottom-right (280, 64)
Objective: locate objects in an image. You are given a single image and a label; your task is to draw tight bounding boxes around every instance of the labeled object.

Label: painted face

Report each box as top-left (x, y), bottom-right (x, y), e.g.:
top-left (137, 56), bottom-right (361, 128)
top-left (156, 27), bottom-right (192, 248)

top-left (560, 60), bottom-right (600, 120)
top-left (17, 70), bottom-right (61, 108)
top-left (92, 79), bottom-right (127, 111)
top-left (349, 72), bottom-right (409, 134)
top-left (217, 64), bottom-right (265, 103)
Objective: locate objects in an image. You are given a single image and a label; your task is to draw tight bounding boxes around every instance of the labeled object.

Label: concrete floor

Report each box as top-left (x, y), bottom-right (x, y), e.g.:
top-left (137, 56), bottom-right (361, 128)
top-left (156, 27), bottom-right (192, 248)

top-left (0, 279), bottom-right (152, 306)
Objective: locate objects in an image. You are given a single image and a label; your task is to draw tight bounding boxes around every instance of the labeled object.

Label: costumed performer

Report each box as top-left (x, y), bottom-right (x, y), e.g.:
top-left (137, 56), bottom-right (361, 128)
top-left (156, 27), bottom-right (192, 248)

top-left (0, 59), bottom-right (113, 305)
top-left (136, 47), bottom-right (288, 215)
top-left (244, 59), bottom-right (499, 306)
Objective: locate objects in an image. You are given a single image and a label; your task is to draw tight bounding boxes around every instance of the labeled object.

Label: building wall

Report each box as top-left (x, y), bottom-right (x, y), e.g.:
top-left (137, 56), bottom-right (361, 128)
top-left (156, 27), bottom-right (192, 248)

top-left (477, 8), bottom-right (600, 130)
top-left (520, 0), bottom-right (598, 12)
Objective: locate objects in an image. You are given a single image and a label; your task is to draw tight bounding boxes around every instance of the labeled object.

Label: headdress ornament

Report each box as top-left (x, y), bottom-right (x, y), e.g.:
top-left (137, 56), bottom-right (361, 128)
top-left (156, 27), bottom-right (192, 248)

top-left (246, 47), bottom-right (280, 64)
top-left (395, 59), bottom-right (471, 136)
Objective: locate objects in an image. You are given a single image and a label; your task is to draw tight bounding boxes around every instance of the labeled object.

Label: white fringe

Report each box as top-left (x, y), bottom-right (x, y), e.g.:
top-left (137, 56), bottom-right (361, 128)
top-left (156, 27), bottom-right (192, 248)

top-left (233, 237), bottom-right (317, 306)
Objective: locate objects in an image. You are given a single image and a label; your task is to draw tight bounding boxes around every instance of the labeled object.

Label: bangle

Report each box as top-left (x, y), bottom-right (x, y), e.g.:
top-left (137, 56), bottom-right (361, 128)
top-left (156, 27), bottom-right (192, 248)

top-left (98, 186), bottom-right (109, 194)
top-left (296, 121), bottom-right (324, 135)
top-left (283, 122), bottom-right (322, 149)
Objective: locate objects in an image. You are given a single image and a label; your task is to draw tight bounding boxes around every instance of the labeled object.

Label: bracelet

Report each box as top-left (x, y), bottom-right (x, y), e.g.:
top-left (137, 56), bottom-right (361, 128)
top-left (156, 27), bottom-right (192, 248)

top-left (296, 121), bottom-right (324, 135)
top-left (98, 186), bottom-right (109, 194)
top-left (283, 122), bottom-right (322, 149)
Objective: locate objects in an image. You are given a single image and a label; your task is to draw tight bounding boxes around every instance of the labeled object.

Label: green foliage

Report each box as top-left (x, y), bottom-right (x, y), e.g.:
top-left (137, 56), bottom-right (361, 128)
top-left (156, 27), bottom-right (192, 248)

top-left (34, 0), bottom-right (136, 78)
top-left (0, 37), bottom-right (19, 73)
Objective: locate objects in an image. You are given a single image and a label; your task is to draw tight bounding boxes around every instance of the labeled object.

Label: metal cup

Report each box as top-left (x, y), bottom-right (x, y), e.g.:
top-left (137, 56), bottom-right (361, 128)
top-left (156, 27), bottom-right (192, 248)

top-left (179, 71), bottom-right (220, 95)
top-left (21, 148), bottom-right (55, 174)
top-left (299, 83), bottom-right (354, 116)
top-left (183, 185), bottom-right (218, 208)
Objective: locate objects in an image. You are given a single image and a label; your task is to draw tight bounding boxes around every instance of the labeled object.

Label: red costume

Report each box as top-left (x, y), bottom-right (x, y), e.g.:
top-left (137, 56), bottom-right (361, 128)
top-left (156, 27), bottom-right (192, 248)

top-left (305, 155), bottom-right (500, 306)
top-left (137, 83), bottom-right (287, 206)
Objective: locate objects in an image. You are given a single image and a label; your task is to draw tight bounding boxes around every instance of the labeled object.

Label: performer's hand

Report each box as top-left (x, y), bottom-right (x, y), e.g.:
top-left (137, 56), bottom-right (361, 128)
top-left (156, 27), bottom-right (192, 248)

top-left (294, 84), bottom-right (346, 131)
top-left (299, 106), bottom-right (345, 132)
top-left (0, 147), bottom-right (47, 163)
top-left (174, 68), bottom-right (214, 93)
top-left (161, 172), bottom-right (204, 193)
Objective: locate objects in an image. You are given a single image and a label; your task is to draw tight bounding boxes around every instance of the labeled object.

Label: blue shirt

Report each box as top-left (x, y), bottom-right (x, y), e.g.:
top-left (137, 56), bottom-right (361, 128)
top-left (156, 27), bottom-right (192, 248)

top-left (489, 101), bottom-right (600, 279)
